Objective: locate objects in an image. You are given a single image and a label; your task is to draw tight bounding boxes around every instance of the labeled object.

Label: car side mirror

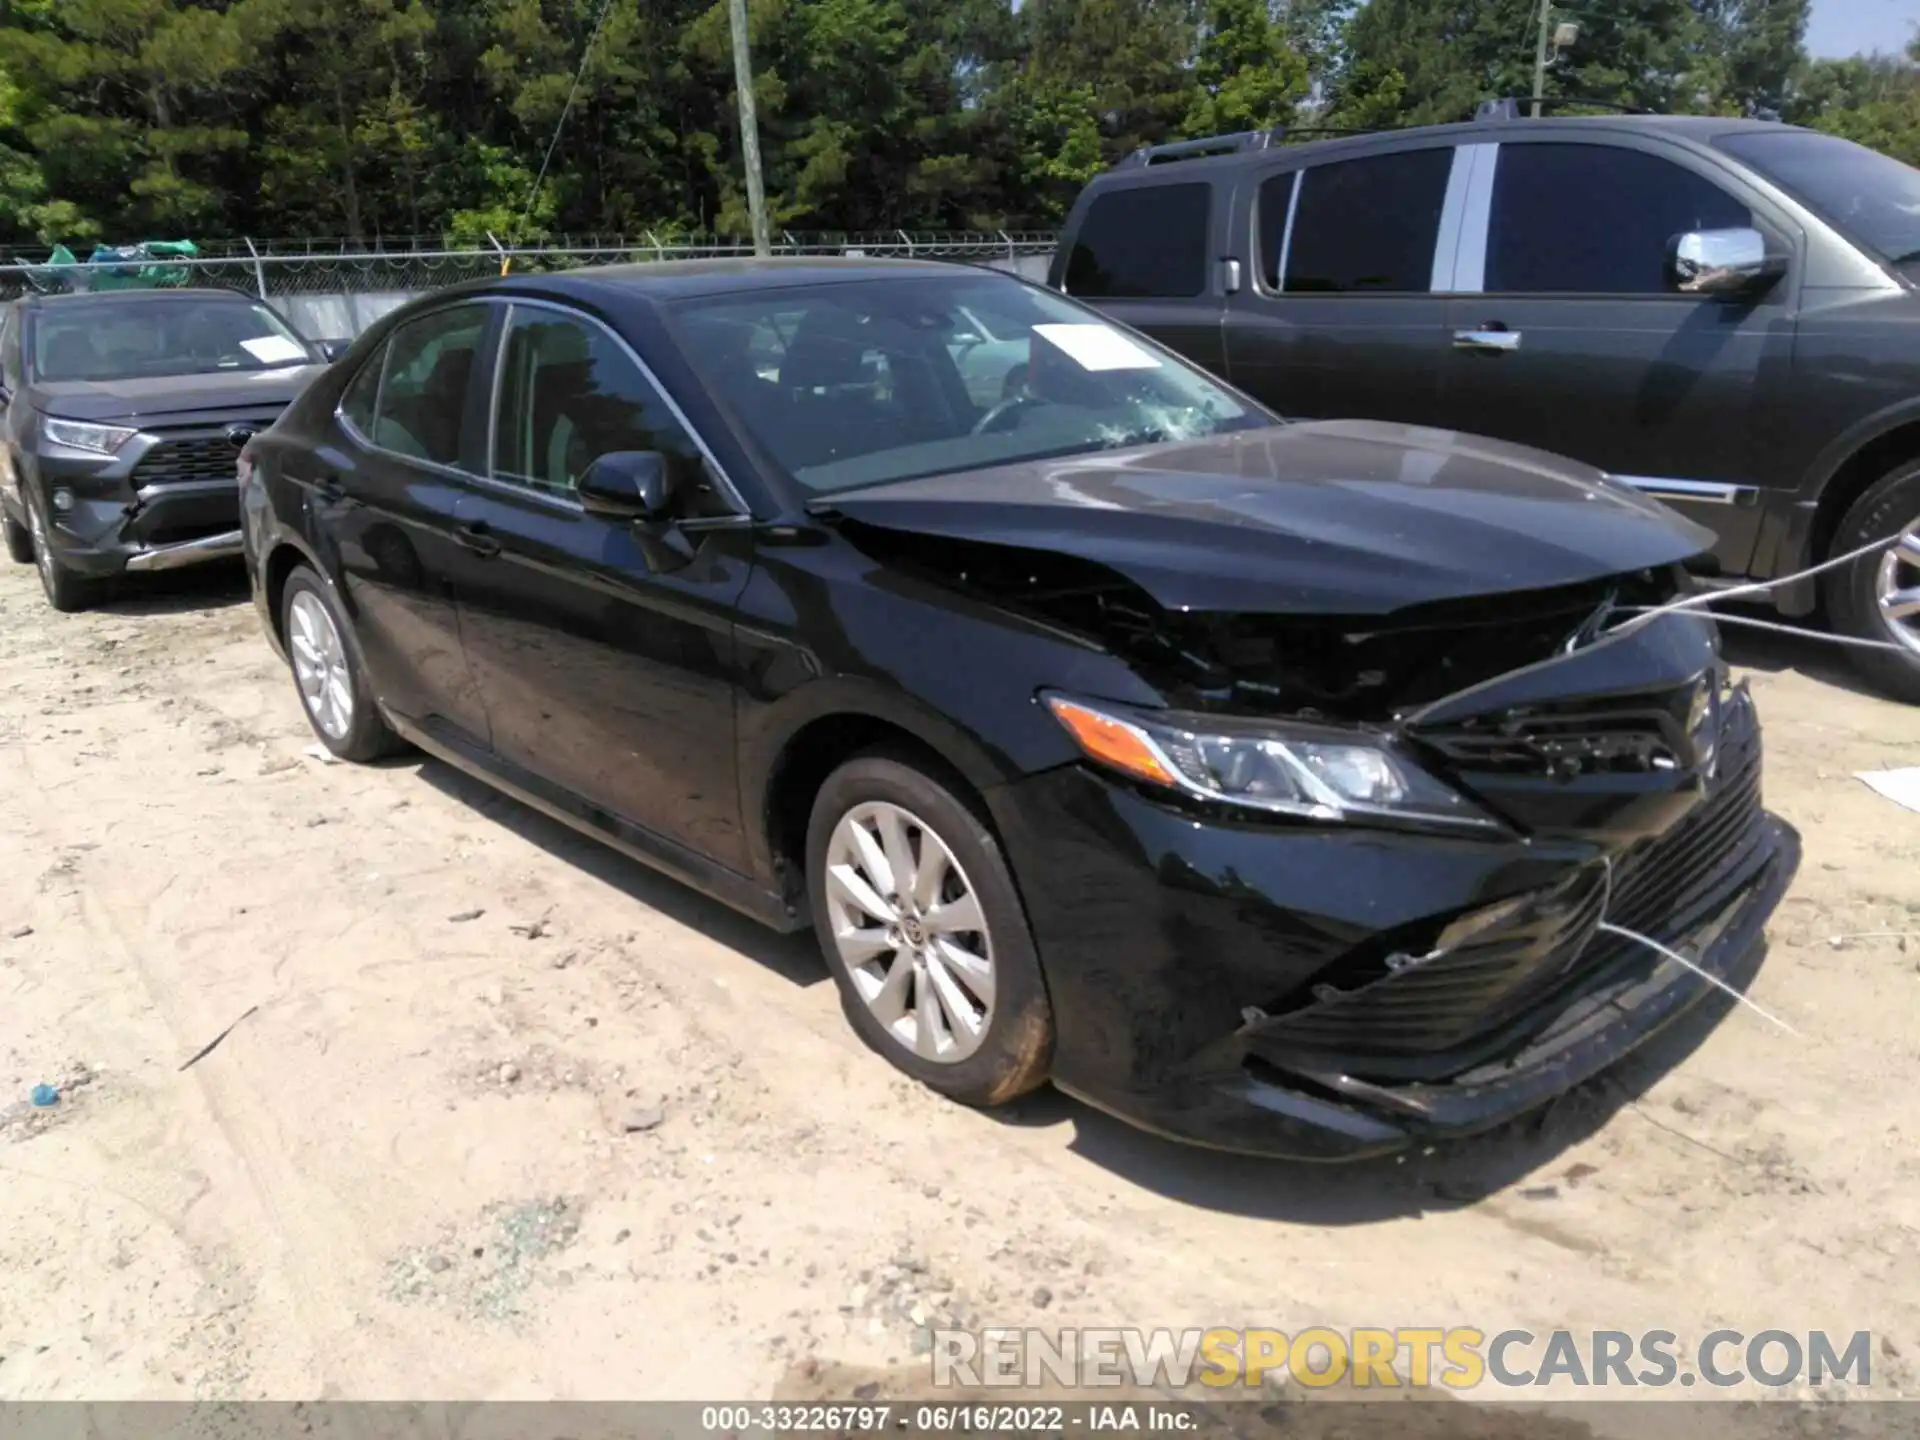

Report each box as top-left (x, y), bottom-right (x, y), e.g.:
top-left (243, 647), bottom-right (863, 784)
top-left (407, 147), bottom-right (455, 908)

top-left (579, 450), bottom-right (673, 520)
top-left (1666, 228), bottom-right (1786, 299)
top-left (580, 452), bottom-right (695, 570)
top-left (319, 339), bottom-right (353, 362)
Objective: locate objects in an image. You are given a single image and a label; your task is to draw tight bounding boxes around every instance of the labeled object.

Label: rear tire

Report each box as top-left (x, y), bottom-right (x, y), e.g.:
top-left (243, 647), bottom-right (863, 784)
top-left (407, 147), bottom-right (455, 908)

top-left (26, 488), bottom-right (105, 613)
top-left (1824, 460), bottom-right (1920, 705)
top-left (279, 564), bottom-right (408, 762)
top-left (806, 751), bottom-right (1053, 1108)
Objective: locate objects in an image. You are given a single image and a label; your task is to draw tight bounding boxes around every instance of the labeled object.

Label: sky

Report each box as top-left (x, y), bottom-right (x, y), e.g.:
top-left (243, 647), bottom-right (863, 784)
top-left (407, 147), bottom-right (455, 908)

top-left (1806, 0), bottom-right (1920, 58)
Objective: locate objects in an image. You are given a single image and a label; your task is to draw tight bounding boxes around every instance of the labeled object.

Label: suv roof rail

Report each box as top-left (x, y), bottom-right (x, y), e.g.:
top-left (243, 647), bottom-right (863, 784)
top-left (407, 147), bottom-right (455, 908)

top-left (1116, 122), bottom-right (1400, 169)
top-left (1117, 131), bottom-right (1277, 168)
top-left (1474, 96), bottom-right (1654, 121)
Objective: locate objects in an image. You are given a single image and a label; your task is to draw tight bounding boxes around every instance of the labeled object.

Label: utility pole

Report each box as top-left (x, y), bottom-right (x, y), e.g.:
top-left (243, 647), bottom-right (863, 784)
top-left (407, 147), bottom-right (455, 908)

top-left (1532, 0), bottom-right (1552, 118)
top-left (727, 0), bottom-right (772, 258)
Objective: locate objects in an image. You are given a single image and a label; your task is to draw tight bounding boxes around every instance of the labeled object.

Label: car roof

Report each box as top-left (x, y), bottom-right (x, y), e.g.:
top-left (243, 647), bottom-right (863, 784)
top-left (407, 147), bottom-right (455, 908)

top-left (1092, 115), bottom-right (1811, 180)
top-left (500, 256), bottom-right (991, 304)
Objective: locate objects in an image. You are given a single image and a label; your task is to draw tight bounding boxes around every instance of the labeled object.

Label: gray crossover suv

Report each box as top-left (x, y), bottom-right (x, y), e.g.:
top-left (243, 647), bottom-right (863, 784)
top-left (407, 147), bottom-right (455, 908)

top-left (0, 289), bottom-right (335, 610)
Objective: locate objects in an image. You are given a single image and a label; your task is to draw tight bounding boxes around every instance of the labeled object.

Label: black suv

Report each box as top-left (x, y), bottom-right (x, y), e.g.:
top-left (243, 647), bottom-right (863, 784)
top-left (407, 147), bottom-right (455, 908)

top-left (1051, 110), bottom-right (1920, 701)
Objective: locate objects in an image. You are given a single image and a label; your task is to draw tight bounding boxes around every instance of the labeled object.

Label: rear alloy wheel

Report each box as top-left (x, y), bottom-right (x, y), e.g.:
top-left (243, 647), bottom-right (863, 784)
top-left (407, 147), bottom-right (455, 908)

top-left (806, 753), bottom-right (1052, 1107)
top-left (26, 488), bottom-right (104, 613)
top-left (1826, 459), bottom-right (1920, 705)
top-left (280, 565), bottom-right (406, 762)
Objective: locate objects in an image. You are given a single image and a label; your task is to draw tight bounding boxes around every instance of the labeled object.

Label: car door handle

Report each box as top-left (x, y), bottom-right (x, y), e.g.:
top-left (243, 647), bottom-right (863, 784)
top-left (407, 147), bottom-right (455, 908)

top-left (316, 477), bottom-right (347, 503)
top-left (454, 522), bottom-right (501, 558)
top-left (1454, 328), bottom-right (1521, 354)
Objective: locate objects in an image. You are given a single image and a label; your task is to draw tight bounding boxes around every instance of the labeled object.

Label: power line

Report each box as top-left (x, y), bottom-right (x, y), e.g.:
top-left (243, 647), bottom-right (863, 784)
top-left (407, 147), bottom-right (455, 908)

top-left (519, 0), bottom-right (619, 242)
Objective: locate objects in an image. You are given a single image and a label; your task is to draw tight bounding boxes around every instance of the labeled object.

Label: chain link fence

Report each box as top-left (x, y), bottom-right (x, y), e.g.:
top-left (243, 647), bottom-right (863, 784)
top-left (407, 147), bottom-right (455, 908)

top-left (0, 232), bottom-right (1061, 339)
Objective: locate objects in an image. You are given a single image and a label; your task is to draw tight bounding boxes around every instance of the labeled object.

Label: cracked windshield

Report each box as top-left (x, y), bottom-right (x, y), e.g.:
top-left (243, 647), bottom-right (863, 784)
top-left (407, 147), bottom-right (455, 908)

top-left (672, 276), bottom-right (1269, 494)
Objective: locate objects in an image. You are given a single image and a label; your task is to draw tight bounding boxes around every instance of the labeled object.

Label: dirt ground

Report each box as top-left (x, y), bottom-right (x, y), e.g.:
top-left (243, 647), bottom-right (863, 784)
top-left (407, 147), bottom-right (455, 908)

top-left (0, 558), bottom-right (1916, 1423)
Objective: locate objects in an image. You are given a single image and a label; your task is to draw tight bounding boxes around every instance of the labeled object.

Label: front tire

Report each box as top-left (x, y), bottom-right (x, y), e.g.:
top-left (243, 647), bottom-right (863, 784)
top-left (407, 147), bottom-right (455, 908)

top-left (1825, 460), bottom-right (1920, 705)
top-left (280, 565), bottom-right (406, 761)
top-left (26, 488), bottom-right (105, 613)
top-left (805, 752), bottom-right (1053, 1107)
top-left (3, 506), bottom-right (32, 564)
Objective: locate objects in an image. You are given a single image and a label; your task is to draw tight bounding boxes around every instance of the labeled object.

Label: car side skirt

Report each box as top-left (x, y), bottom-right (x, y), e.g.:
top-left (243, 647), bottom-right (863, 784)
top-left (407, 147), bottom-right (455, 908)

top-left (385, 711), bottom-right (807, 935)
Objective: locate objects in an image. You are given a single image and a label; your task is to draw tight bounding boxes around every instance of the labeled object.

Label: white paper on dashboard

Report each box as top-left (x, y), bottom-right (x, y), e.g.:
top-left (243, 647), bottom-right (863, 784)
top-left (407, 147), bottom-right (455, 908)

top-left (241, 335), bottom-right (308, 364)
top-left (1033, 323), bottom-right (1163, 372)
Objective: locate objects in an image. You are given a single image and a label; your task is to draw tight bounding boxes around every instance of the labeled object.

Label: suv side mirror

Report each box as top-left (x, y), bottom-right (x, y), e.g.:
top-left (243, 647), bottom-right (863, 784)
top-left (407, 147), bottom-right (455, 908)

top-left (1666, 228), bottom-right (1786, 299)
top-left (319, 339), bottom-right (353, 362)
top-left (579, 450), bottom-right (674, 521)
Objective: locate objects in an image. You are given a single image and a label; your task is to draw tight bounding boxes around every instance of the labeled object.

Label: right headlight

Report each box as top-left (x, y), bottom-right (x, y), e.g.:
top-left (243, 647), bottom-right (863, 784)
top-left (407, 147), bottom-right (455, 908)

top-left (1043, 692), bottom-right (1502, 835)
top-left (41, 416), bottom-right (138, 455)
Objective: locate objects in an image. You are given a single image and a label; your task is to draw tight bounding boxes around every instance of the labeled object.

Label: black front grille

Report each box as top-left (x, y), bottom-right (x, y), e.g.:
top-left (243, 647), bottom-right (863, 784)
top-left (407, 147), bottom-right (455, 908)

top-left (1414, 686), bottom-right (1699, 778)
top-left (132, 431), bottom-right (263, 487)
top-left (1249, 700), bottom-right (1765, 1072)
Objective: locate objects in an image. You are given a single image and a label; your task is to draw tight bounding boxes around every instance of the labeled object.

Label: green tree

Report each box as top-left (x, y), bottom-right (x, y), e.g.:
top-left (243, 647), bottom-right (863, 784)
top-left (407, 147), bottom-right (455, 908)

top-left (1183, 0), bottom-right (1310, 137)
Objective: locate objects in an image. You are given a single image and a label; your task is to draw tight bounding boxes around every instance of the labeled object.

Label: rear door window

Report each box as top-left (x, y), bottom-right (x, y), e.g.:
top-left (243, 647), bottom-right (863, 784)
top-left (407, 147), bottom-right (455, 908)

top-left (1063, 184), bottom-right (1211, 299)
top-left (370, 304), bottom-right (489, 467)
top-left (1487, 143), bottom-right (1753, 294)
top-left (1284, 149), bottom-right (1454, 293)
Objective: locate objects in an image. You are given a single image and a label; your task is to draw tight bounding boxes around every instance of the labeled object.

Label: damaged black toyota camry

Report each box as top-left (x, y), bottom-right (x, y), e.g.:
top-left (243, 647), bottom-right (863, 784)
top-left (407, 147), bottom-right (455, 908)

top-left (239, 259), bottom-right (1795, 1160)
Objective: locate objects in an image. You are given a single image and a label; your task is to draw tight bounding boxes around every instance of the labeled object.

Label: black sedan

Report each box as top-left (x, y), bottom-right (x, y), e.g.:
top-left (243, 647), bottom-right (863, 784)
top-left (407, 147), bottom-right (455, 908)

top-left (237, 259), bottom-right (1792, 1160)
top-left (0, 289), bottom-right (337, 610)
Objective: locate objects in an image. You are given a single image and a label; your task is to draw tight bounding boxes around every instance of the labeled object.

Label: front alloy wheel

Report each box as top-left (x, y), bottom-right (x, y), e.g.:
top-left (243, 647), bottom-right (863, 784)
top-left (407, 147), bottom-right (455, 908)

top-left (823, 800), bottom-right (997, 1063)
top-left (1827, 459), bottom-right (1920, 704)
top-left (806, 752), bottom-right (1052, 1107)
top-left (1877, 516), bottom-right (1920, 659)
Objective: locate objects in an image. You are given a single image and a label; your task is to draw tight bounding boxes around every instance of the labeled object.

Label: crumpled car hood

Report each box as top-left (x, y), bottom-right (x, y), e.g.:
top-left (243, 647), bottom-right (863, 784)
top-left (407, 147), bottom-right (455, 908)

top-left (819, 420), bottom-right (1714, 615)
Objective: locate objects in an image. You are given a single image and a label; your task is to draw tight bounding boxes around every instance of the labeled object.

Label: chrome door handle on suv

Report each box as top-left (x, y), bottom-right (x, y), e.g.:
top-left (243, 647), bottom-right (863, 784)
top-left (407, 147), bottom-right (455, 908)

top-left (1454, 328), bottom-right (1522, 354)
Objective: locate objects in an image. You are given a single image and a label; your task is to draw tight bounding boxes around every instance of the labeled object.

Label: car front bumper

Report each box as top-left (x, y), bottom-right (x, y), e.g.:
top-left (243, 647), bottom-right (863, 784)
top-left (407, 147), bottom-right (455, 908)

top-left (985, 687), bottom-right (1793, 1161)
top-left (23, 426), bottom-right (260, 578)
top-left (31, 462), bottom-right (243, 578)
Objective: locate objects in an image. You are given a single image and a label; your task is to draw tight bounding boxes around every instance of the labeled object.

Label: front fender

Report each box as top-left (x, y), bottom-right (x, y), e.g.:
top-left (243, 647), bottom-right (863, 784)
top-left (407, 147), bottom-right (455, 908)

top-left (729, 535), bottom-right (1164, 885)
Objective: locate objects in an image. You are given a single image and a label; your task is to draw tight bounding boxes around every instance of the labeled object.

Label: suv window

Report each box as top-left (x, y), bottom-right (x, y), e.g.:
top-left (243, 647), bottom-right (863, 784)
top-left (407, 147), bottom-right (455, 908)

top-left (1285, 148), bottom-right (1453, 293)
top-left (373, 304), bottom-right (488, 466)
top-left (1488, 144), bottom-right (1752, 295)
top-left (1064, 184), bottom-right (1210, 299)
top-left (492, 307), bottom-right (721, 513)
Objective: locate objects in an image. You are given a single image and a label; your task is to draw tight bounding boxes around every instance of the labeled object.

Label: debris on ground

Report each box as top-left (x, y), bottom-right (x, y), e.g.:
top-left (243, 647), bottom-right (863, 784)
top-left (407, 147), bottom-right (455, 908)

top-left (448, 909), bottom-right (485, 923)
top-left (301, 744), bottom-right (338, 766)
top-left (621, 1106), bottom-right (665, 1134)
top-left (9, 925), bottom-right (33, 939)
top-left (2, 1063), bottom-right (98, 1141)
top-left (388, 1198), bottom-right (582, 1323)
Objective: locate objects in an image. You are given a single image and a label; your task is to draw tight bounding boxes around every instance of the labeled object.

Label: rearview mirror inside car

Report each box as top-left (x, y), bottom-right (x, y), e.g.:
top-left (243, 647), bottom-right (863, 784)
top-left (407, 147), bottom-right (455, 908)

top-left (579, 450), bottom-right (674, 521)
top-left (1666, 228), bottom-right (1786, 299)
